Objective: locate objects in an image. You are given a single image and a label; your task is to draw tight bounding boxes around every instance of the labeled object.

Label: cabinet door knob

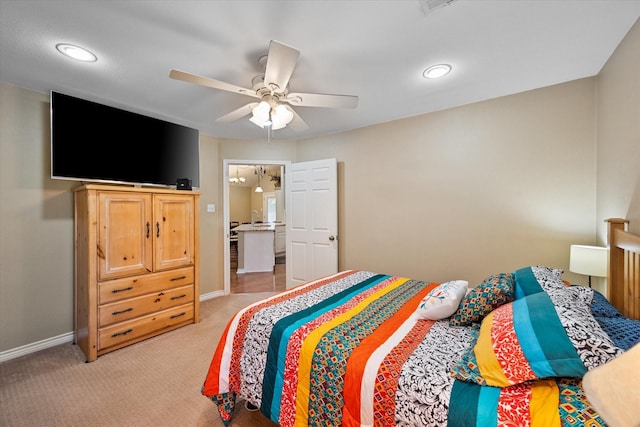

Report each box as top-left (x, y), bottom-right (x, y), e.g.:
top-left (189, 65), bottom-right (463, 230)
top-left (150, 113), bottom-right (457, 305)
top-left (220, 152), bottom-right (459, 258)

top-left (329, 235), bottom-right (335, 241)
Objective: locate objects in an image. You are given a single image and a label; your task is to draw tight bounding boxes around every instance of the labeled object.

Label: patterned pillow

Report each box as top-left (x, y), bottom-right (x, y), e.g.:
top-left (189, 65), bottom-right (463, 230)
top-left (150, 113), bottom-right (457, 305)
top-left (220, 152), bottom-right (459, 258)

top-left (414, 280), bottom-right (468, 320)
top-left (513, 266), bottom-right (566, 299)
top-left (565, 285), bottom-right (594, 306)
top-left (449, 273), bottom-right (514, 326)
top-left (451, 291), bottom-right (623, 387)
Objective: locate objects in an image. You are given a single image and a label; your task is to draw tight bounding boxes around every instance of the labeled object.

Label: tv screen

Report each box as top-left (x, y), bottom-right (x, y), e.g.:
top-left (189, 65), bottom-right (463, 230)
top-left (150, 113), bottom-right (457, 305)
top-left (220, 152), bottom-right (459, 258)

top-left (51, 91), bottom-right (200, 188)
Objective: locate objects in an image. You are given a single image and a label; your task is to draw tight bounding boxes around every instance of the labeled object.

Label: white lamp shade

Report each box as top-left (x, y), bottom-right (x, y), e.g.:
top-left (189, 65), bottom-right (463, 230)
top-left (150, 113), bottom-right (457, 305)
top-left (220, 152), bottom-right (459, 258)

top-left (569, 245), bottom-right (608, 278)
top-left (249, 102), bottom-right (294, 130)
top-left (271, 104), bottom-right (293, 130)
top-left (249, 101), bottom-right (271, 128)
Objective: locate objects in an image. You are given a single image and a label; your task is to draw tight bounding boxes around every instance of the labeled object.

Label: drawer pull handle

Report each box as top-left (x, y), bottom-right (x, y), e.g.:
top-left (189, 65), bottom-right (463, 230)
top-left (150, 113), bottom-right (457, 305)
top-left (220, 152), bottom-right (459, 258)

top-left (111, 328), bottom-right (133, 338)
top-left (170, 294), bottom-right (187, 300)
top-left (112, 286), bottom-right (133, 294)
top-left (112, 307), bottom-right (133, 316)
top-left (170, 312), bottom-right (186, 319)
top-left (170, 276), bottom-right (187, 281)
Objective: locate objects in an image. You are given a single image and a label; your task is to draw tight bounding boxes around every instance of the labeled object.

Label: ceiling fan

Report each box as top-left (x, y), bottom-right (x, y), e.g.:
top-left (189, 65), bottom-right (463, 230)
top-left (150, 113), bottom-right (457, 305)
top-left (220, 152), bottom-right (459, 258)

top-left (169, 40), bottom-right (358, 136)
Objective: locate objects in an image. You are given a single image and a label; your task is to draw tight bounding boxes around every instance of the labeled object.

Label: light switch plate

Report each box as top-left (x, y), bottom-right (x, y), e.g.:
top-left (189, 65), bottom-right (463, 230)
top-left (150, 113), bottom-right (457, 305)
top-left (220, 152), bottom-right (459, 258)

top-left (207, 204), bottom-right (215, 213)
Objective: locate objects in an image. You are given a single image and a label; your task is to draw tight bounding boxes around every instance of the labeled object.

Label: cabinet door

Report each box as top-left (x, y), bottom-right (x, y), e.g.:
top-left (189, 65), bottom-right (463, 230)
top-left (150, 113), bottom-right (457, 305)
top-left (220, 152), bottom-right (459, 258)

top-left (275, 225), bottom-right (286, 255)
top-left (153, 194), bottom-right (195, 271)
top-left (98, 192), bottom-right (153, 281)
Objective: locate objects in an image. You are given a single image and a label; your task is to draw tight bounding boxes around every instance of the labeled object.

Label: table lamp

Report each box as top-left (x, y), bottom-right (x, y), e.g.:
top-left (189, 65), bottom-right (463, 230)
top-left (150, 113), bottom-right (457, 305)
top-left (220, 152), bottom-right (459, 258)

top-left (569, 245), bottom-right (608, 288)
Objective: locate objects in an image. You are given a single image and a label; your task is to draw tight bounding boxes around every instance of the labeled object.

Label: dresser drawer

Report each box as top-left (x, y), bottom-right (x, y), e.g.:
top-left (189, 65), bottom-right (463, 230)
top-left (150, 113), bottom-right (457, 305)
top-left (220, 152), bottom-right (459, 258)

top-left (99, 267), bottom-right (193, 304)
top-left (98, 284), bottom-right (194, 327)
top-left (98, 303), bottom-right (194, 350)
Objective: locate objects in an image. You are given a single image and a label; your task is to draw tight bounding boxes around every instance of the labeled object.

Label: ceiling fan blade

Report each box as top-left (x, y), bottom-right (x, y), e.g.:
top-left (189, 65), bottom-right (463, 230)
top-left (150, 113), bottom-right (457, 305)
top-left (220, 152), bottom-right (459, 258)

top-left (263, 40), bottom-right (300, 92)
top-left (287, 108), bottom-right (310, 132)
top-left (215, 102), bottom-right (259, 123)
top-left (169, 69), bottom-right (259, 99)
top-left (284, 92), bottom-right (359, 109)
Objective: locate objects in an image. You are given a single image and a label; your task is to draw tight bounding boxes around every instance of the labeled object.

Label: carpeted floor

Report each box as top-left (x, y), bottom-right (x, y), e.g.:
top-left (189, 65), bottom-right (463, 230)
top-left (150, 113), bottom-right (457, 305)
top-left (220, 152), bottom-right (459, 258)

top-left (0, 293), bottom-right (280, 427)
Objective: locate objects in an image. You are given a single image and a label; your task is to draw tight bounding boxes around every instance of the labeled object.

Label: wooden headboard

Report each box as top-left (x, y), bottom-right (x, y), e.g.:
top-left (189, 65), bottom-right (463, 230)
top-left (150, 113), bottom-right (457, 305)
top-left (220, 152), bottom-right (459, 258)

top-left (606, 218), bottom-right (640, 320)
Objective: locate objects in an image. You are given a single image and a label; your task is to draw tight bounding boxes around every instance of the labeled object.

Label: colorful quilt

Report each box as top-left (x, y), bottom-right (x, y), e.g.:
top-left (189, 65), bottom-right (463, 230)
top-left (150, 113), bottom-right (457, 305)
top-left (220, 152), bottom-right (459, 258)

top-left (201, 269), bottom-right (630, 426)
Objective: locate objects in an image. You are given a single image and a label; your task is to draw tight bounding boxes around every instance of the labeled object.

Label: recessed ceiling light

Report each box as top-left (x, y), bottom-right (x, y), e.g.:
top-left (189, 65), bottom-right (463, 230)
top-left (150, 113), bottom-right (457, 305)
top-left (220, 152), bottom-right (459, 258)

top-left (423, 64), bottom-right (451, 79)
top-left (56, 43), bottom-right (97, 62)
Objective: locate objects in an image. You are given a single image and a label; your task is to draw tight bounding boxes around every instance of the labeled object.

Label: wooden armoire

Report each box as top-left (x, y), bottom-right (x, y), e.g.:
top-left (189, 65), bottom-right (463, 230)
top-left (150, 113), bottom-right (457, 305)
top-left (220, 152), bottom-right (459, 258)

top-left (73, 184), bottom-right (200, 362)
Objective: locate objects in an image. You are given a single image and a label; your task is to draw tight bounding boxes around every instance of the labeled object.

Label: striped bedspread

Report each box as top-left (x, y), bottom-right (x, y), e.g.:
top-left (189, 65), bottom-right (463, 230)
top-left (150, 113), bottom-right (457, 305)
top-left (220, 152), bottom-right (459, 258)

top-left (201, 270), bottom-right (609, 426)
top-left (202, 270), bottom-right (476, 426)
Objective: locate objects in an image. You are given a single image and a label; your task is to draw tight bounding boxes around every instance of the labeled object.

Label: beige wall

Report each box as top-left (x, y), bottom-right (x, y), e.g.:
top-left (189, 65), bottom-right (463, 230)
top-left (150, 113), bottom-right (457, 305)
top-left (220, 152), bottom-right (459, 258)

top-left (596, 18), bottom-right (640, 239)
top-left (0, 89), bottom-right (228, 351)
top-left (197, 134), bottom-right (222, 296)
top-left (229, 186), bottom-right (252, 224)
top-left (0, 84), bottom-right (77, 352)
top-left (1, 19), bottom-right (638, 354)
top-left (298, 78), bottom-right (599, 286)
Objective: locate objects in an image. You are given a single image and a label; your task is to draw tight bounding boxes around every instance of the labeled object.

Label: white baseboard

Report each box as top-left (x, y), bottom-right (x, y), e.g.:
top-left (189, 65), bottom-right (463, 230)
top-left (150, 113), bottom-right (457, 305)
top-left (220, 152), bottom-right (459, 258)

top-left (0, 292), bottom-right (228, 363)
top-left (0, 331), bottom-right (75, 363)
top-left (200, 290), bottom-right (225, 301)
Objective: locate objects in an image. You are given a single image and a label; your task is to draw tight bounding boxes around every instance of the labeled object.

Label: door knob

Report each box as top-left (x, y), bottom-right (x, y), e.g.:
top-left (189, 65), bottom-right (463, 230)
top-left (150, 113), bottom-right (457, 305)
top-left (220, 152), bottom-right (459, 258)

top-left (329, 235), bottom-right (335, 241)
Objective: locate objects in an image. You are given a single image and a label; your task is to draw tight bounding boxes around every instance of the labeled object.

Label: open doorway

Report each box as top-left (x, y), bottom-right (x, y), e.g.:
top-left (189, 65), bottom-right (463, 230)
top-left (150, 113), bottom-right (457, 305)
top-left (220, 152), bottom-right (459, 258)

top-left (224, 159), bottom-right (288, 294)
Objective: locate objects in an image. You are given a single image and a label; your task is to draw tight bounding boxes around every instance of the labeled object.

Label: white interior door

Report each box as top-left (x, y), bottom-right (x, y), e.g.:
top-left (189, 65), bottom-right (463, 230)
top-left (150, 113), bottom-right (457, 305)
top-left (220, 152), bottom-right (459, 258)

top-left (285, 158), bottom-right (338, 288)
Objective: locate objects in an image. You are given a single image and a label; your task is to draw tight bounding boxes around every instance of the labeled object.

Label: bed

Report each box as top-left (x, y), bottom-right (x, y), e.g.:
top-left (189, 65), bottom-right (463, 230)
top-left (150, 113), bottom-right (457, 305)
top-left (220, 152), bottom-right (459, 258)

top-left (202, 218), bottom-right (640, 426)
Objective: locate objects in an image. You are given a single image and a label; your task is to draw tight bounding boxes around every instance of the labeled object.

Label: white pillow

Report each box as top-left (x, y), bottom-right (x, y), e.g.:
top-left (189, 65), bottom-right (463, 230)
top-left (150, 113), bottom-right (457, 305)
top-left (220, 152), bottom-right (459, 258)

top-left (414, 280), bottom-right (468, 320)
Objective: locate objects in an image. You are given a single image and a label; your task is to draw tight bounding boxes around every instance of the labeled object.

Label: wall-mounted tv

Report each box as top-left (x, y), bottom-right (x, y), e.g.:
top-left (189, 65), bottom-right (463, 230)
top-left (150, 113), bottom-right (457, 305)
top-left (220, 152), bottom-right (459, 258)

top-left (51, 91), bottom-right (200, 188)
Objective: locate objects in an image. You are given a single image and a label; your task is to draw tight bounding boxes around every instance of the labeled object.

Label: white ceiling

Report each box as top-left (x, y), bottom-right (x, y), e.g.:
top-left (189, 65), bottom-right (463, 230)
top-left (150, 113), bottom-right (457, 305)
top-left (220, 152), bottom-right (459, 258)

top-left (1, 1), bottom-right (639, 141)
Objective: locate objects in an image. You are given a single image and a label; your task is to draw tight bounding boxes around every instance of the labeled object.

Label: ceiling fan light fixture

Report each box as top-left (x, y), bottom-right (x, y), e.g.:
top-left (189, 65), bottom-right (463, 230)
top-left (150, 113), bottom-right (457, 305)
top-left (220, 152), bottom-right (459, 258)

top-left (249, 101), bottom-right (271, 128)
top-left (250, 101), bottom-right (294, 130)
top-left (56, 43), bottom-right (97, 62)
top-left (271, 104), bottom-right (294, 130)
top-left (423, 64), bottom-right (451, 79)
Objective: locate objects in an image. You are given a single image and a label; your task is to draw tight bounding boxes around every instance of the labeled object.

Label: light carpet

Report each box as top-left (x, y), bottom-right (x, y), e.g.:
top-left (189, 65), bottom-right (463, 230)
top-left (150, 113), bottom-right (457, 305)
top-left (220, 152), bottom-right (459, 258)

top-left (0, 293), bottom-right (279, 427)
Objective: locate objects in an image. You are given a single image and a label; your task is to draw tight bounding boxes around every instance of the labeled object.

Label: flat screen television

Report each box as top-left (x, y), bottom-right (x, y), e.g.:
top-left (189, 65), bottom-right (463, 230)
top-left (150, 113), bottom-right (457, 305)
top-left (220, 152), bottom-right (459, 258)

top-left (51, 91), bottom-right (200, 188)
